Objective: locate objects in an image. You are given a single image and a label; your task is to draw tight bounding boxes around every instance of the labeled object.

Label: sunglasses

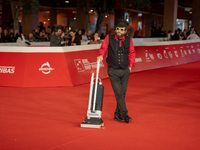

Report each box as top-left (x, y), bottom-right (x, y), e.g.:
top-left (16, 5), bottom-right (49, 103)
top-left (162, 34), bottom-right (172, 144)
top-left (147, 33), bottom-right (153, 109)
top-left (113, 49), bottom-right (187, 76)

top-left (116, 27), bottom-right (126, 31)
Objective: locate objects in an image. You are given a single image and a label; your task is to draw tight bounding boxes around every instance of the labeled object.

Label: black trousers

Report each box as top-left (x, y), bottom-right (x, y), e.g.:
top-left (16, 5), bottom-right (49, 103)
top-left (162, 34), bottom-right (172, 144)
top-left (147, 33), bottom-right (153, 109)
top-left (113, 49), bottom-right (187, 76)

top-left (107, 67), bottom-right (130, 117)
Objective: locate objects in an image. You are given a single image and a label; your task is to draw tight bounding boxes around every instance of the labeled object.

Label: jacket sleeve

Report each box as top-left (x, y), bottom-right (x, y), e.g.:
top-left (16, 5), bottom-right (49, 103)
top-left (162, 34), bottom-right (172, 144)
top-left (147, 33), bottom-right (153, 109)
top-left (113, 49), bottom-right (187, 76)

top-left (98, 35), bottom-right (109, 57)
top-left (128, 38), bottom-right (136, 68)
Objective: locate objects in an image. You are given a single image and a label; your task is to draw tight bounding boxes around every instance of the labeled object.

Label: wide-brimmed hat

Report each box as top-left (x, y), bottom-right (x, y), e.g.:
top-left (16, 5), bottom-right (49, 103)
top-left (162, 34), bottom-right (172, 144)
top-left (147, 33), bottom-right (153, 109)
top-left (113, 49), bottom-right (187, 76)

top-left (116, 19), bottom-right (129, 28)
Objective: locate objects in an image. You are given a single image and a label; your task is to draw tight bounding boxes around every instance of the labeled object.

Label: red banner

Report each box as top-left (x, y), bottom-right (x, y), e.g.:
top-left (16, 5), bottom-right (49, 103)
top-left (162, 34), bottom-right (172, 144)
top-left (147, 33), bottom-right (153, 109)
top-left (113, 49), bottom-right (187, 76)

top-left (0, 41), bottom-right (200, 87)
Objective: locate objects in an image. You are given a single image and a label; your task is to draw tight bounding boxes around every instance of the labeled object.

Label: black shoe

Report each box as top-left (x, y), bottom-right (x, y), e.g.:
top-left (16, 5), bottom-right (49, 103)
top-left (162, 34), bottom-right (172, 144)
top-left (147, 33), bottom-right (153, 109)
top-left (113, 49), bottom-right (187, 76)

top-left (114, 115), bottom-right (125, 122)
top-left (122, 115), bottom-right (132, 123)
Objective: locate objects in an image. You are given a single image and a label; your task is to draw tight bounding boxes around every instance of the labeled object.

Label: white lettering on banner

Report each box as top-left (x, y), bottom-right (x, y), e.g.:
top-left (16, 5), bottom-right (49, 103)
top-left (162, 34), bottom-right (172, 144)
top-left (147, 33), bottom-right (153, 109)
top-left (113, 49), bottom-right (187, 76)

top-left (145, 52), bottom-right (151, 62)
top-left (39, 62), bottom-right (54, 74)
top-left (184, 50), bottom-right (187, 56)
top-left (157, 53), bottom-right (162, 59)
top-left (168, 51), bottom-right (173, 58)
top-left (191, 45), bottom-right (194, 48)
top-left (174, 51), bottom-right (179, 57)
top-left (0, 66), bottom-right (15, 74)
top-left (180, 49), bottom-right (185, 57)
top-left (188, 50), bottom-right (192, 55)
top-left (192, 49), bottom-right (196, 53)
top-left (197, 49), bottom-right (200, 54)
top-left (145, 50), bottom-right (154, 62)
top-left (163, 50), bottom-right (168, 59)
top-left (135, 58), bottom-right (142, 63)
top-left (74, 59), bottom-right (105, 72)
top-left (149, 54), bottom-right (154, 60)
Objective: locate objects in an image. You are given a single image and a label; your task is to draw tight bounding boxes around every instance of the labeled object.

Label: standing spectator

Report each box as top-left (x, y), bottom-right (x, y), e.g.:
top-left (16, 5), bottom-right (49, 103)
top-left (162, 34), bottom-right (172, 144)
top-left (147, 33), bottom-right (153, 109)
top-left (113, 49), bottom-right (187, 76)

top-left (87, 30), bottom-right (92, 40)
top-left (34, 29), bottom-right (40, 40)
top-left (77, 29), bottom-right (82, 40)
top-left (39, 22), bottom-right (46, 33)
top-left (3, 29), bottom-right (11, 42)
top-left (89, 33), bottom-right (102, 44)
top-left (47, 26), bottom-right (52, 35)
top-left (37, 32), bottom-right (45, 42)
top-left (187, 26), bottom-right (199, 36)
top-left (32, 30), bottom-right (35, 36)
top-left (168, 30), bottom-right (173, 40)
top-left (151, 26), bottom-right (157, 37)
top-left (50, 26), bottom-right (66, 46)
top-left (135, 28), bottom-right (143, 38)
top-left (52, 24), bottom-right (57, 32)
top-left (181, 29), bottom-right (187, 40)
top-left (10, 33), bottom-right (16, 42)
top-left (0, 27), bottom-right (4, 42)
top-left (171, 30), bottom-right (180, 40)
top-left (25, 33), bottom-right (36, 42)
top-left (127, 27), bottom-right (134, 38)
top-left (187, 31), bottom-right (200, 40)
top-left (9, 29), bottom-right (14, 35)
top-left (68, 29), bottom-right (81, 46)
top-left (18, 22), bottom-right (22, 35)
top-left (81, 29), bottom-right (88, 42)
top-left (157, 27), bottom-right (166, 37)
top-left (100, 33), bottom-right (105, 39)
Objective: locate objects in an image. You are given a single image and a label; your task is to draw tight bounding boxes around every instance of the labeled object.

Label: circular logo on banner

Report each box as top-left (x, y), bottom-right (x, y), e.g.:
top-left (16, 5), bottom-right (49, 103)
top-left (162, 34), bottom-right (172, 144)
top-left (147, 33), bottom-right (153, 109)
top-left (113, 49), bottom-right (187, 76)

top-left (157, 53), bottom-right (162, 59)
top-left (39, 62), bottom-right (54, 74)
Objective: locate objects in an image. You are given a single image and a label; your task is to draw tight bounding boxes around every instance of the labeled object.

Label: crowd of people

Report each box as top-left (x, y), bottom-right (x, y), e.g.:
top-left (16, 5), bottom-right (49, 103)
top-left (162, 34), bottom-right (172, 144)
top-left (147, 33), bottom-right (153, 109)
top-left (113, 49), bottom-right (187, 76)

top-left (0, 22), bottom-right (104, 45)
top-left (151, 26), bottom-right (200, 40)
top-left (0, 22), bottom-right (199, 45)
top-left (170, 27), bottom-right (199, 40)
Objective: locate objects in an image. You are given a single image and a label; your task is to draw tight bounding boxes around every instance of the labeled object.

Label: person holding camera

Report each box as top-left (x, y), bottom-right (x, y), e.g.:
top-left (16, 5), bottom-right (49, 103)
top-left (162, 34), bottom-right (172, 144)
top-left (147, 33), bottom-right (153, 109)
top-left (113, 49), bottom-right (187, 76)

top-left (68, 29), bottom-right (81, 46)
top-left (89, 32), bottom-right (102, 44)
top-left (50, 26), bottom-right (66, 46)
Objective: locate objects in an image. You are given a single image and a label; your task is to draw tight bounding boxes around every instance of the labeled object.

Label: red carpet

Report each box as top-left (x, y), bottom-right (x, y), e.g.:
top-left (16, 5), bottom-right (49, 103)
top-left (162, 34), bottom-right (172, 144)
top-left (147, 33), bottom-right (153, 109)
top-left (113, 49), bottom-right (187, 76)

top-left (0, 61), bottom-right (200, 150)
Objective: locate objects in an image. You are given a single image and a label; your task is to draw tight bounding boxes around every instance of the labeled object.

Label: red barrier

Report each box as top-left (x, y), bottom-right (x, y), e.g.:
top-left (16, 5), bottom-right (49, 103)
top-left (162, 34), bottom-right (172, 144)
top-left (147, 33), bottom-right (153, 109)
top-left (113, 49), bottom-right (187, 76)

top-left (0, 41), bottom-right (200, 87)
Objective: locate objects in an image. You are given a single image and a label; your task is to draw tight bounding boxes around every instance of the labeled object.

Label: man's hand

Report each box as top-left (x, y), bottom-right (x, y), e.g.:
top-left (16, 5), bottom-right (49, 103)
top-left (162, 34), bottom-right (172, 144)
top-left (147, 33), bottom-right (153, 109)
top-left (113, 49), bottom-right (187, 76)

top-left (61, 32), bottom-right (65, 38)
top-left (129, 67), bottom-right (131, 72)
top-left (97, 55), bottom-right (103, 62)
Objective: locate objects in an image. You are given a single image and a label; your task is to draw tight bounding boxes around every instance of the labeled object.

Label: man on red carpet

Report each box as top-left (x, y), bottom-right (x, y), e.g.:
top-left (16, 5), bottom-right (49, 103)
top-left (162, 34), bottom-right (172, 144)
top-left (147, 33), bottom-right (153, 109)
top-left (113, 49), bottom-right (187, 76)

top-left (97, 19), bottom-right (135, 123)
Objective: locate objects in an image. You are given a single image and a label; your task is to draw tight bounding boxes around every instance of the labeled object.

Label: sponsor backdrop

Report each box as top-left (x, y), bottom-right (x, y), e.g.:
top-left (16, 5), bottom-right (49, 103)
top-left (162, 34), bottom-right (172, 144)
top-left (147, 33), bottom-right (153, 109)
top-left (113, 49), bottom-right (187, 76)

top-left (0, 41), bottom-right (200, 87)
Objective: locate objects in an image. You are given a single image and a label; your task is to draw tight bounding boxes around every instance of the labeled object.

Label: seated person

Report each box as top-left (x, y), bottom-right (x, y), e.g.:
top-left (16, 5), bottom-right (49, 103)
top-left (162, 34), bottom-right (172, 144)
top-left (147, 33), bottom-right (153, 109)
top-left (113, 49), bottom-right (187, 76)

top-left (10, 33), bottom-right (16, 42)
top-left (68, 29), bottom-right (81, 46)
top-left (17, 33), bottom-right (25, 42)
top-left (171, 30), bottom-right (180, 40)
top-left (81, 29), bottom-right (88, 42)
top-left (50, 26), bottom-right (66, 46)
top-left (3, 29), bottom-right (11, 42)
top-left (25, 33), bottom-right (36, 42)
top-left (89, 32), bottom-right (102, 44)
top-left (187, 31), bottom-right (199, 40)
top-left (37, 32), bottom-right (45, 42)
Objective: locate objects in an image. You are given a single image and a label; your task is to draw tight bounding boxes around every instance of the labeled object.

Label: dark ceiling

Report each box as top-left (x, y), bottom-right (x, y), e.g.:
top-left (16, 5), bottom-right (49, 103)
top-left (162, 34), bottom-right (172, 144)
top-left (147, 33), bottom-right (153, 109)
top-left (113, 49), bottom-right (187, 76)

top-left (150, 0), bottom-right (193, 7)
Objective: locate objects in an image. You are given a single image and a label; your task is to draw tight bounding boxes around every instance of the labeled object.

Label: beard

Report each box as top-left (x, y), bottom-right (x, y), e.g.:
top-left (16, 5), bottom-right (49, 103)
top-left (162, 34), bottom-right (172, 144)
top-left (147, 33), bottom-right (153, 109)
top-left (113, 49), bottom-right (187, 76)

top-left (115, 31), bottom-right (126, 38)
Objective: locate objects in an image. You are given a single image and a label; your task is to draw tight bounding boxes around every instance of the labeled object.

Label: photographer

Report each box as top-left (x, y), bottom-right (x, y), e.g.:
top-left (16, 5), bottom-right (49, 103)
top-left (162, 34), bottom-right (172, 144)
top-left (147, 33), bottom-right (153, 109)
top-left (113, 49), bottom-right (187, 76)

top-left (50, 26), bottom-right (66, 46)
